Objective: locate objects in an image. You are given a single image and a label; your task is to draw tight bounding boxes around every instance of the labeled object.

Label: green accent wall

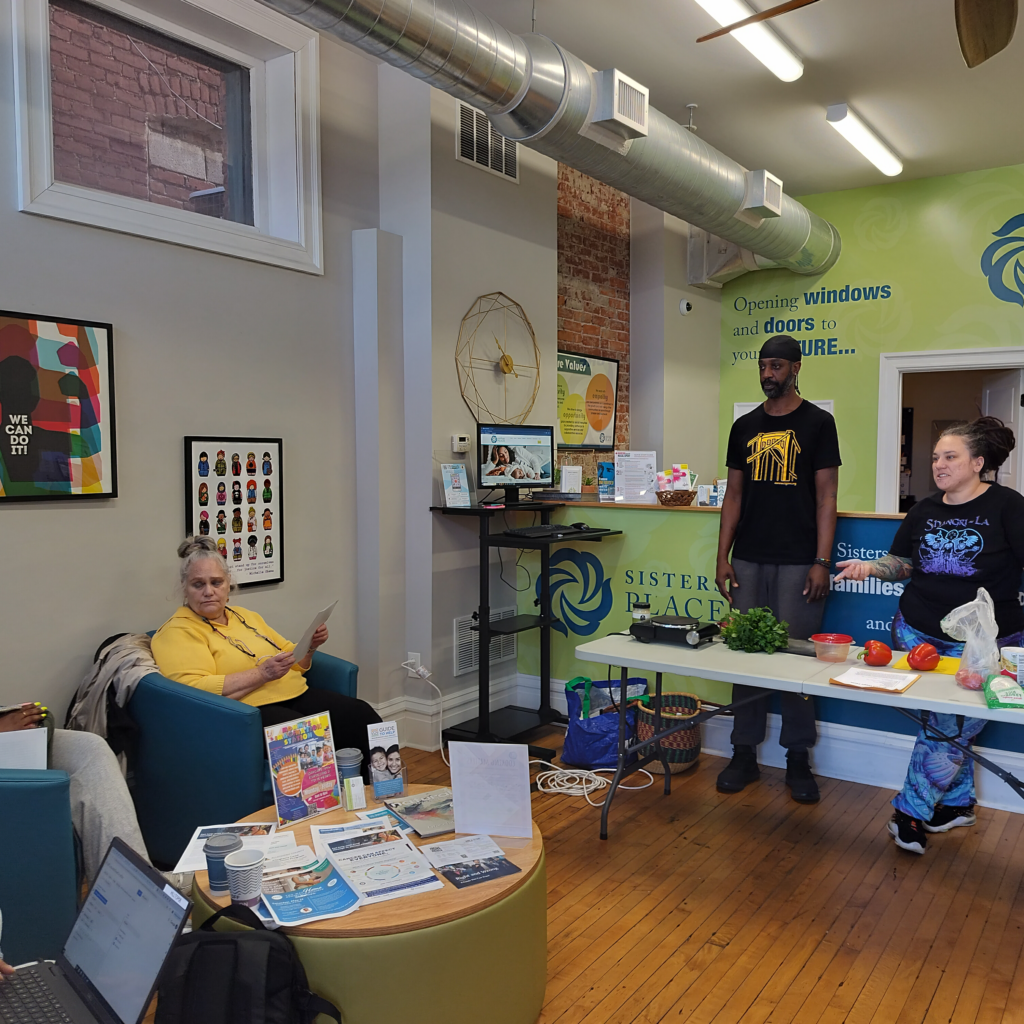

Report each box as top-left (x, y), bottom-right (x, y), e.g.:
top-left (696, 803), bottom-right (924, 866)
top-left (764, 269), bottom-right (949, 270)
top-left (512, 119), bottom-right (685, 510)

top-left (719, 162), bottom-right (1024, 511)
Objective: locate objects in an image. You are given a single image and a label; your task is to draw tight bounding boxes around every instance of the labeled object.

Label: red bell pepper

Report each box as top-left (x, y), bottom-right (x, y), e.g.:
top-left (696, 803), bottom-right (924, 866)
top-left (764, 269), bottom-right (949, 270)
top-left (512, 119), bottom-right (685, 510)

top-left (907, 643), bottom-right (940, 672)
top-left (857, 641), bottom-right (893, 667)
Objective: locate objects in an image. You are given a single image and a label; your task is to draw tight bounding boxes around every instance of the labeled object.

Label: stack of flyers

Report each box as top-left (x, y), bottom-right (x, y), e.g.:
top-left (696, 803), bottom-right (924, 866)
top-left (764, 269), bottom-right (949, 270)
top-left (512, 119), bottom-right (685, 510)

top-left (323, 827), bottom-right (408, 856)
top-left (310, 821), bottom-right (387, 859)
top-left (384, 787), bottom-right (455, 838)
top-left (265, 713), bottom-right (341, 826)
top-left (422, 835), bottom-right (522, 890)
top-left (259, 854), bottom-right (361, 926)
top-left (356, 808), bottom-right (413, 834)
top-left (326, 837), bottom-right (443, 904)
top-left (173, 822), bottom-right (279, 874)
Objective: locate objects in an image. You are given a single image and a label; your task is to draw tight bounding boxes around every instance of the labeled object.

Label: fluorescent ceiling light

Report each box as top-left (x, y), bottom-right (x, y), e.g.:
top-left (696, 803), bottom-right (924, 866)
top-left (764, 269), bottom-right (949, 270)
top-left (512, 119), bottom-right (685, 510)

top-left (826, 103), bottom-right (903, 176)
top-left (692, 0), bottom-right (803, 82)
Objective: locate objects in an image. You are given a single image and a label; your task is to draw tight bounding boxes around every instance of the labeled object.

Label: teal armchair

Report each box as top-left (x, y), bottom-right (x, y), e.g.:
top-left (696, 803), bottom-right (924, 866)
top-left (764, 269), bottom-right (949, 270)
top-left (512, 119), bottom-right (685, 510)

top-left (127, 650), bottom-right (358, 867)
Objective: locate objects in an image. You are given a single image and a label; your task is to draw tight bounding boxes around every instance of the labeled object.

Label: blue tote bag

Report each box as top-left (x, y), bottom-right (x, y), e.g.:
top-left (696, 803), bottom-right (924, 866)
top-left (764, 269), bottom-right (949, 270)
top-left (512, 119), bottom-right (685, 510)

top-left (561, 676), bottom-right (647, 770)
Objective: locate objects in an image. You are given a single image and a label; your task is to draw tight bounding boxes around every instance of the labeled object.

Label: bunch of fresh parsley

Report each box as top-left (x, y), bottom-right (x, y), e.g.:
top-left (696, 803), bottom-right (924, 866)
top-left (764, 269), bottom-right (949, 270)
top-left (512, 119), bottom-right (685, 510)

top-left (719, 606), bottom-right (789, 654)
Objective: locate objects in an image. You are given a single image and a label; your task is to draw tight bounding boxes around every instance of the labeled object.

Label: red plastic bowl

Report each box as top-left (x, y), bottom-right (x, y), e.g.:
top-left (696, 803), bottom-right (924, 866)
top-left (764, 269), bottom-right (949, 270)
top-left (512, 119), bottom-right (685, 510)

top-left (810, 633), bottom-right (853, 662)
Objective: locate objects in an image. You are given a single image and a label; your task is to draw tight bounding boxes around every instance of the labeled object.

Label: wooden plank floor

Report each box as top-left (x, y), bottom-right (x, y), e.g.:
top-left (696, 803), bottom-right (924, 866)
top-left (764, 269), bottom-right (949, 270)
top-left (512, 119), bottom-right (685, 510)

top-left (403, 730), bottom-right (1024, 1024)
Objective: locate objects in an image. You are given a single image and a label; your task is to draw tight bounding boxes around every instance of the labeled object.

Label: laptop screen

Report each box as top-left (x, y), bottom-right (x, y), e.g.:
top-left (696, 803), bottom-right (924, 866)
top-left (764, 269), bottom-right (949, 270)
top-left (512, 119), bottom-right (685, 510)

top-left (62, 843), bottom-right (189, 1024)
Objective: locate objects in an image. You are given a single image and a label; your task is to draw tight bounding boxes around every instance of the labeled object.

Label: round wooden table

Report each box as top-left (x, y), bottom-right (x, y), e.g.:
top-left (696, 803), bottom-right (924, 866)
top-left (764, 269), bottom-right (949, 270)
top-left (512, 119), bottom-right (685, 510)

top-left (192, 786), bottom-right (547, 1024)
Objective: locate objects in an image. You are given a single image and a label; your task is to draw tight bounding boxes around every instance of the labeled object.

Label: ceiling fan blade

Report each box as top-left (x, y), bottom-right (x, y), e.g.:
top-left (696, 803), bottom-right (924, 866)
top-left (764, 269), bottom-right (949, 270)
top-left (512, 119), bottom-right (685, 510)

top-left (956, 0), bottom-right (1018, 67)
top-left (696, 0), bottom-right (824, 43)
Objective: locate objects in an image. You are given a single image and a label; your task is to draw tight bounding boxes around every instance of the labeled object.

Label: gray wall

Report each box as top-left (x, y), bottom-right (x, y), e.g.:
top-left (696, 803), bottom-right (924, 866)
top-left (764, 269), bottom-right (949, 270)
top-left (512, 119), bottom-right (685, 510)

top-left (0, 27), bottom-right (380, 710)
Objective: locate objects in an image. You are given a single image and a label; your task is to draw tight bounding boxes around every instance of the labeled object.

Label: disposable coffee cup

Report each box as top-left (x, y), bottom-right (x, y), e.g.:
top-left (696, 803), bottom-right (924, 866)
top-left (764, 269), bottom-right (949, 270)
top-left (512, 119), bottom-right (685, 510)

top-left (335, 748), bottom-right (363, 779)
top-left (204, 833), bottom-right (243, 894)
top-left (225, 848), bottom-right (266, 908)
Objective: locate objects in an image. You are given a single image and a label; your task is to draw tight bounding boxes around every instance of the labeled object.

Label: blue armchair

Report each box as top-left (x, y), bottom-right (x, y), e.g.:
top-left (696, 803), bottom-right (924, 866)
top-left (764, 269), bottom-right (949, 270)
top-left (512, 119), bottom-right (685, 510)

top-left (127, 650), bottom-right (358, 867)
top-left (0, 770), bottom-right (77, 965)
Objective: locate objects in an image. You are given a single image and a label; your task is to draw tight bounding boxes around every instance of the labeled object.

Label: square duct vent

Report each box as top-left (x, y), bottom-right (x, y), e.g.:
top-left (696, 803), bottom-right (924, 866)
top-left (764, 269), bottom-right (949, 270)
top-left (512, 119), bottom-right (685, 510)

top-left (453, 606), bottom-right (518, 677)
top-left (456, 102), bottom-right (519, 182)
top-left (591, 69), bottom-right (649, 140)
top-left (743, 169), bottom-right (783, 219)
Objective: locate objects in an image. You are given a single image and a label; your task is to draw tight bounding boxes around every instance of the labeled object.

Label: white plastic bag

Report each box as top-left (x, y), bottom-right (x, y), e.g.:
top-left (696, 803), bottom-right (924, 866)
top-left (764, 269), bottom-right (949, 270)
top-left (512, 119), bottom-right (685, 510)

top-left (940, 587), bottom-right (1000, 690)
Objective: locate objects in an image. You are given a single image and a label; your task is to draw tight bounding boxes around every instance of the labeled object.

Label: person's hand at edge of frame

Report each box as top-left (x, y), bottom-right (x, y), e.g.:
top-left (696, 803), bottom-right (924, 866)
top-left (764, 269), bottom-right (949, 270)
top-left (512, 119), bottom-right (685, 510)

top-left (803, 563), bottom-right (830, 603)
top-left (0, 703), bottom-right (46, 733)
top-left (833, 559), bottom-right (872, 582)
top-left (0, 959), bottom-right (14, 982)
top-left (715, 559), bottom-right (738, 605)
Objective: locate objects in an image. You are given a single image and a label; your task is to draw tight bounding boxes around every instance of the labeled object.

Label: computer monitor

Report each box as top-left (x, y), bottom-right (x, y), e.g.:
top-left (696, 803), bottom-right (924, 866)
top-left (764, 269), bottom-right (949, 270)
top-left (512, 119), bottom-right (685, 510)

top-left (477, 423), bottom-right (554, 503)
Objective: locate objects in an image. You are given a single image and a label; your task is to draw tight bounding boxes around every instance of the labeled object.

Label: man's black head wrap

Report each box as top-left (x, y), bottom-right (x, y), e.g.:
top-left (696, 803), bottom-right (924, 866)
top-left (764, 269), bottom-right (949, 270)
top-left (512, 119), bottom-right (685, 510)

top-left (759, 335), bottom-right (802, 362)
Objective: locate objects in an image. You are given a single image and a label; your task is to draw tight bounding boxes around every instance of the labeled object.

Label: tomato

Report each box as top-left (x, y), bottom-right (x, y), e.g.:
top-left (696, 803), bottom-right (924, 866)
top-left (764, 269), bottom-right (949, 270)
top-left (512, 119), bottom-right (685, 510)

top-left (857, 641), bottom-right (892, 667)
top-left (955, 668), bottom-right (985, 690)
top-left (907, 643), bottom-right (940, 672)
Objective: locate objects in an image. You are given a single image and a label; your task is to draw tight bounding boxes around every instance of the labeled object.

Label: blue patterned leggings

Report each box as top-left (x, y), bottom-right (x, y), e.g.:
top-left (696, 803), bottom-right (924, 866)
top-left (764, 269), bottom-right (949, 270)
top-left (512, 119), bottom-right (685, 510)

top-left (891, 611), bottom-right (1024, 820)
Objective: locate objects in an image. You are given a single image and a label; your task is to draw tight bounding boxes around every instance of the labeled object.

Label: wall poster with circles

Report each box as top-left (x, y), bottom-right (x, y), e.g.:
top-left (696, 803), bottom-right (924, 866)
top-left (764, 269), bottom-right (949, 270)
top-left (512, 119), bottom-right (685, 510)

top-left (184, 436), bottom-right (283, 586)
top-left (556, 351), bottom-right (618, 449)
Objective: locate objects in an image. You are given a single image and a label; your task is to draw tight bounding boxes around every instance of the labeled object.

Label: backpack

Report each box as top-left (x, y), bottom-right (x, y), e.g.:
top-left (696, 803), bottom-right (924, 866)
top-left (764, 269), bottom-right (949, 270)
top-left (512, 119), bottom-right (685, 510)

top-left (155, 905), bottom-right (341, 1024)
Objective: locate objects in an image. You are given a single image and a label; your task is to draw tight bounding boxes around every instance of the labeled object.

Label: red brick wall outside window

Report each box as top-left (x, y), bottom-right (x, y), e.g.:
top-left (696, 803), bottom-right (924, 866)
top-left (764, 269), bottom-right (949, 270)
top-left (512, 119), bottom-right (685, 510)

top-left (48, 0), bottom-right (250, 221)
top-left (556, 165), bottom-right (630, 482)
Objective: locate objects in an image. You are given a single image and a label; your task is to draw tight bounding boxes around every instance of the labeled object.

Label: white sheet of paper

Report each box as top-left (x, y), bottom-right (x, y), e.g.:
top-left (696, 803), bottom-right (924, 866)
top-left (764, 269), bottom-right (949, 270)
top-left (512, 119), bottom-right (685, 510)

top-left (449, 742), bottom-right (533, 839)
top-left (830, 667), bottom-right (918, 691)
top-left (310, 822), bottom-right (386, 860)
top-left (613, 451), bottom-right (658, 505)
top-left (172, 822), bottom-right (278, 873)
top-left (291, 600), bottom-right (339, 662)
top-left (0, 728), bottom-right (46, 770)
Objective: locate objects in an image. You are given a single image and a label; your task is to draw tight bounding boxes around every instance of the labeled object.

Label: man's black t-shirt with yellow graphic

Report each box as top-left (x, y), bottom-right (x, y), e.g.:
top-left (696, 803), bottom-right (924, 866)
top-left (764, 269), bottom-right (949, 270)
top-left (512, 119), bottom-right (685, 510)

top-left (726, 401), bottom-right (842, 565)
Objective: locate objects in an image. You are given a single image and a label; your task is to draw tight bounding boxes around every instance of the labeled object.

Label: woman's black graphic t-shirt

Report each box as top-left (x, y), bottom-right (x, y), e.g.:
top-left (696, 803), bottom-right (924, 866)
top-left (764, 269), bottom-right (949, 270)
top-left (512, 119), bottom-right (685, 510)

top-left (726, 401), bottom-right (842, 565)
top-left (891, 483), bottom-right (1024, 639)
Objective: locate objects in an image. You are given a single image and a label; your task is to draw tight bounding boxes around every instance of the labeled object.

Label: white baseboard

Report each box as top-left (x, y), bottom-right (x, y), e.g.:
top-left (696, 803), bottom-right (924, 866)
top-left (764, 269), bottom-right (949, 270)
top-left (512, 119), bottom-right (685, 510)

top-left (518, 673), bottom-right (1024, 815)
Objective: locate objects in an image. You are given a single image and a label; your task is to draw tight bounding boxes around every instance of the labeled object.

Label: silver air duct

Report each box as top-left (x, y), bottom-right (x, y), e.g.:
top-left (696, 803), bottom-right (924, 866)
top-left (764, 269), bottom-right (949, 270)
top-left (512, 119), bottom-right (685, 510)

top-left (266, 0), bottom-right (840, 275)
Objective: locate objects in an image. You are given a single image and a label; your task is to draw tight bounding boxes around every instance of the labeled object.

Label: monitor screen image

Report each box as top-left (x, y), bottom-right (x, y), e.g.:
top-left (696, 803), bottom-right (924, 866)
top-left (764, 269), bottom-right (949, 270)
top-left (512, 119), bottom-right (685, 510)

top-left (478, 424), bottom-right (554, 489)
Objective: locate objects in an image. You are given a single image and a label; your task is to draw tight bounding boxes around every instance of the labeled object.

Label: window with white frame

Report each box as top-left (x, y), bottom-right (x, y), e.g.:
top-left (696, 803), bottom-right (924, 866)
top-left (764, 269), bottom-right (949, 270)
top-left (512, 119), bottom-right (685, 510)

top-left (12, 0), bottom-right (322, 273)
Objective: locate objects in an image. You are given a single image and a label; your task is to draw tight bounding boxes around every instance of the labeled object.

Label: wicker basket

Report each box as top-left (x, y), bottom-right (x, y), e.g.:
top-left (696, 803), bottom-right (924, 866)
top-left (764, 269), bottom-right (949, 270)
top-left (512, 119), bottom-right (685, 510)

top-left (656, 490), bottom-right (696, 507)
top-left (636, 693), bottom-right (701, 773)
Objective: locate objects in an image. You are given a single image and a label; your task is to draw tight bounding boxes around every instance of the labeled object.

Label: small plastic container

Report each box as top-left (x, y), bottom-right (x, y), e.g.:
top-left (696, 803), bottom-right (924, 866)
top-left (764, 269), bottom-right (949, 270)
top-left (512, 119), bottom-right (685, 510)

top-left (810, 633), bottom-right (853, 662)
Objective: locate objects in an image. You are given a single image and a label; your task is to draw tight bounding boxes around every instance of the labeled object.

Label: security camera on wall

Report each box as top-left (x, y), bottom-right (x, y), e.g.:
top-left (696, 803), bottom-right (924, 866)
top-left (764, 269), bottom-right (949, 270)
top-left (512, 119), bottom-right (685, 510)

top-left (679, 299), bottom-right (693, 316)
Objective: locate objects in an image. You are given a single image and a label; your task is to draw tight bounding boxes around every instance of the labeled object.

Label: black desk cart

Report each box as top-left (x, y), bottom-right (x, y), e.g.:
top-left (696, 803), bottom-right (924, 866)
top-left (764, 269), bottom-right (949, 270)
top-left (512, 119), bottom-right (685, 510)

top-left (430, 502), bottom-right (621, 757)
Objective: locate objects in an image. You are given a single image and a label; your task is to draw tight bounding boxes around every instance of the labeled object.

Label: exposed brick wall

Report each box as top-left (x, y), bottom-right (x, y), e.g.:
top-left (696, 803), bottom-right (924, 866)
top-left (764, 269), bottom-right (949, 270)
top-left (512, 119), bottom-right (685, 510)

top-left (48, 0), bottom-right (230, 216)
top-left (556, 165), bottom-right (630, 482)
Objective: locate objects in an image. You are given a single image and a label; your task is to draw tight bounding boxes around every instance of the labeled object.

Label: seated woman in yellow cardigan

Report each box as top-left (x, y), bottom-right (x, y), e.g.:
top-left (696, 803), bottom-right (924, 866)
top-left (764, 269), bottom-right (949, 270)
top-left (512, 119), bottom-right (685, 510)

top-left (153, 538), bottom-right (380, 775)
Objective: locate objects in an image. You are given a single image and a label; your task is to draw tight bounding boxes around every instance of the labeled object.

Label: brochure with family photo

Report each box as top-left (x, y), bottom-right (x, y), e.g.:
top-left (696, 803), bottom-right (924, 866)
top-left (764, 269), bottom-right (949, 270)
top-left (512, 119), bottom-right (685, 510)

top-left (367, 720), bottom-right (405, 798)
top-left (260, 856), bottom-right (361, 926)
top-left (266, 713), bottom-right (342, 827)
top-left (384, 787), bottom-right (456, 838)
top-left (422, 835), bottom-right (522, 889)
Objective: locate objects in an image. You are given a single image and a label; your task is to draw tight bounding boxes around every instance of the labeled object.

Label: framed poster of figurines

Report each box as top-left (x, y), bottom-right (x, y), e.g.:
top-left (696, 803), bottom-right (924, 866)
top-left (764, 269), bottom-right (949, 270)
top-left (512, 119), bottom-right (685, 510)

top-left (184, 436), bottom-right (283, 586)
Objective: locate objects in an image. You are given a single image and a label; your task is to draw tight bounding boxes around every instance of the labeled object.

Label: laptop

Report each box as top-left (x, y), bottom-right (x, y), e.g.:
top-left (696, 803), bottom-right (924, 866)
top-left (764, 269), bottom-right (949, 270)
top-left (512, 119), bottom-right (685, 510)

top-left (0, 837), bottom-right (191, 1024)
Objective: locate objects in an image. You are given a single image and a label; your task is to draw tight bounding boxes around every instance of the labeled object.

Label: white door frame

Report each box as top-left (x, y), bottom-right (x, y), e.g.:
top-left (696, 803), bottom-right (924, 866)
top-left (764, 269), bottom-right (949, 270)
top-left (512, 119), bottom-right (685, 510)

top-left (876, 347), bottom-right (1024, 512)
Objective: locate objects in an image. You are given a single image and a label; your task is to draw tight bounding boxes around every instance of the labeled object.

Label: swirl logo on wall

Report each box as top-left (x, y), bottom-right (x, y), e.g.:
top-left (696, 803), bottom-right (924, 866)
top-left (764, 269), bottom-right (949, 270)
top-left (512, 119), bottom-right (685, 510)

top-left (981, 214), bottom-right (1024, 306)
top-left (538, 549), bottom-right (613, 636)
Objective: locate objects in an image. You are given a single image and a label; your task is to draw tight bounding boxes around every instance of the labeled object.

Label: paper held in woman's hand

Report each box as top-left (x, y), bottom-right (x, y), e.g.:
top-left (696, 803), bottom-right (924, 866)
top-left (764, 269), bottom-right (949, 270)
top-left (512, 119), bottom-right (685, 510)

top-left (292, 600), bottom-right (338, 662)
top-left (829, 667), bottom-right (920, 693)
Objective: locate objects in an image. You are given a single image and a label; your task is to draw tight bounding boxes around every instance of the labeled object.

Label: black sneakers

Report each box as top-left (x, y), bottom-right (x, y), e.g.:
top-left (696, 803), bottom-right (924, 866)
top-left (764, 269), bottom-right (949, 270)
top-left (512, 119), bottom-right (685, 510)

top-left (924, 805), bottom-right (977, 833)
top-left (716, 745), bottom-right (760, 792)
top-left (785, 750), bottom-right (820, 803)
top-left (889, 810), bottom-right (927, 854)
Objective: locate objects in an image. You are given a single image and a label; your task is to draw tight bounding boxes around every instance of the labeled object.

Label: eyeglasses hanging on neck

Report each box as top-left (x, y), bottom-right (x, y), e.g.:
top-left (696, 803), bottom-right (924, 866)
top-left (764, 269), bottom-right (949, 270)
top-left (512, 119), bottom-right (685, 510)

top-left (203, 607), bottom-right (284, 660)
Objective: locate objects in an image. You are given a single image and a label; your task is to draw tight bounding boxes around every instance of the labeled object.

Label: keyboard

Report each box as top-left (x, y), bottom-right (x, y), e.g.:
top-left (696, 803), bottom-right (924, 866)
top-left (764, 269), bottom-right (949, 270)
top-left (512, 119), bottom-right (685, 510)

top-left (503, 525), bottom-right (562, 538)
top-left (0, 970), bottom-right (73, 1023)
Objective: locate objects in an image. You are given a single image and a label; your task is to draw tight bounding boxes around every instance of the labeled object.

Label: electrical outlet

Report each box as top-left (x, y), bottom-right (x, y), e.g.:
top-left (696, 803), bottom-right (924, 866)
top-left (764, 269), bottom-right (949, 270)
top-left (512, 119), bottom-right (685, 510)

top-left (407, 652), bottom-right (421, 678)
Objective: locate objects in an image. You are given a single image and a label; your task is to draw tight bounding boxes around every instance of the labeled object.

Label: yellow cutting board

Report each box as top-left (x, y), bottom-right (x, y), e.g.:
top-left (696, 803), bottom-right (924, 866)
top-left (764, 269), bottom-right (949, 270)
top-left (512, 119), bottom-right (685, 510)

top-left (891, 654), bottom-right (960, 675)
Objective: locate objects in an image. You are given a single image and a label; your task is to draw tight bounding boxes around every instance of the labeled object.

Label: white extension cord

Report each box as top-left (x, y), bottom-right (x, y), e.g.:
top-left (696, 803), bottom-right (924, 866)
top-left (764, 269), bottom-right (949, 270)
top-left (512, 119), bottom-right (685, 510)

top-left (401, 659), bottom-right (655, 804)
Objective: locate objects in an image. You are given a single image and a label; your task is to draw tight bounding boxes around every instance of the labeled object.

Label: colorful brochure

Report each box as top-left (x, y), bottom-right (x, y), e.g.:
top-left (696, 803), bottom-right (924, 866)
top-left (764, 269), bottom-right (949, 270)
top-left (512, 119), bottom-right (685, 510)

top-left (367, 720), bottom-right (405, 798)
top-left (384, 787), bottom-right (456, 838)
top-left (265, 713), bottom-right (342, 827)
top-left (260, 856), bottom-right (361, 925)
top-left (441, 464), bottom-right (471, 507)
top-left (422, 835), bottom-right (522, 889)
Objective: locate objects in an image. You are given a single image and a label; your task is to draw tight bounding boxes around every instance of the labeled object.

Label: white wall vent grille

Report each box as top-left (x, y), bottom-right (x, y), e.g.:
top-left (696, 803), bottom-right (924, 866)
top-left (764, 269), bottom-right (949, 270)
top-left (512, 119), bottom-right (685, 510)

top-left (617, 80), bottom-right (646, 127)
top-left (454, 606), bottom-right (518, 677)
top-left (591, 68), bottom-right (649, 140)
top-left (456, 102), bottom-right (519, 182)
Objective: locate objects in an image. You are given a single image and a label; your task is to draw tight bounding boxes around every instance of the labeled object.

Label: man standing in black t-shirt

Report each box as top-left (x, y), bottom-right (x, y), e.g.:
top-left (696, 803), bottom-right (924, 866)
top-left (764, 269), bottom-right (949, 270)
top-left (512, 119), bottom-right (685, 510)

top-left (714, 335), bottom-right (841, 803)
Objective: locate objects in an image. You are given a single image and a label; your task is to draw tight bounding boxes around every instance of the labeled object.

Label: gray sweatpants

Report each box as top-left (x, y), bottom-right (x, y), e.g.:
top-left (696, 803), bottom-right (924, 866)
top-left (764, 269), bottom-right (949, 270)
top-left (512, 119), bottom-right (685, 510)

top-left (728, 559), bottom-right (825, 752)
top-left (51, 730), bottom-right (151, 882)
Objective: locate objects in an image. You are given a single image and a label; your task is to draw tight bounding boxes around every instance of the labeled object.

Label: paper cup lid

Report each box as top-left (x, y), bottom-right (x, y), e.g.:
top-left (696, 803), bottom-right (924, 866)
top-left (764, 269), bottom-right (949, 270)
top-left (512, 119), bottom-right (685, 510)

top-left (335, 748), bottom-right (362, 761)
top-left (204, 833), bottom-right (244, 855)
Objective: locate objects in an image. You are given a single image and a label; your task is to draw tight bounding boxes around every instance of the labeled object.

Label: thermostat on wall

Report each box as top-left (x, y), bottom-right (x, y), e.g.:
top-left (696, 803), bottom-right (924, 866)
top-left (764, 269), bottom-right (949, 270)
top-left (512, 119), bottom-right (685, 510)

top-left (451, 433), bottom-right (471, 453)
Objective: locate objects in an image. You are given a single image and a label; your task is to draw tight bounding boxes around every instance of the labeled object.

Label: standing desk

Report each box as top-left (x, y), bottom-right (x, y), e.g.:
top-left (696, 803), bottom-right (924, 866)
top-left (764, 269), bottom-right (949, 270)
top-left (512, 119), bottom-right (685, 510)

top-left (574, 634), bottom-right (1024, 838)
top-left (431, 503), bottom-right (621, 758)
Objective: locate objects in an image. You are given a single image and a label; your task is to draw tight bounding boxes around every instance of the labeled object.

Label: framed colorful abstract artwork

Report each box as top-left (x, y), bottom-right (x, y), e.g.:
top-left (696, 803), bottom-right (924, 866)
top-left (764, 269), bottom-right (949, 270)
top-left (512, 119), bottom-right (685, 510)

top-left (184, 436), bottom-right (283, 587)
top-left (0, 310), bottom-right (117, 500)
